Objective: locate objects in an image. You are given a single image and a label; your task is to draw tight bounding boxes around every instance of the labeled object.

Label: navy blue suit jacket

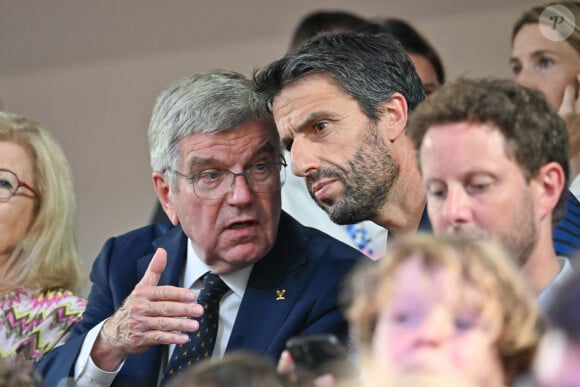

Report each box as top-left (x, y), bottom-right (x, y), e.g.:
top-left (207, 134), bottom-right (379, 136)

top-left (38, 212), bottom-right (363, 386)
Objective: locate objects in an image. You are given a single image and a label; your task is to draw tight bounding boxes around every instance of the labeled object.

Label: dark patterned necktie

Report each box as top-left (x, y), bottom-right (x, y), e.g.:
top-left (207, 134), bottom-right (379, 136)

top-left (162, 272), bottom-right (229, 384)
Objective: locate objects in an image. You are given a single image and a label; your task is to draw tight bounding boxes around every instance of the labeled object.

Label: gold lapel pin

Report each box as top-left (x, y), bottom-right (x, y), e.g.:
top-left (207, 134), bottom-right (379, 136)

top-left (276, 289), bottom-right (286, 301)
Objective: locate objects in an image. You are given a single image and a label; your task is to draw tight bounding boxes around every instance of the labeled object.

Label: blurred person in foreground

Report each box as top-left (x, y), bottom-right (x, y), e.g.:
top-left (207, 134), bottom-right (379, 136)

top-left (346, 233), bottom-right (541, 387)
top-left (0, 356), bottom-right (42, 387)
top-left (38, 70), bottom-right (363, 387)
top-left (0, 112), bottom-right (86, 364)
top-left (167, 351), bottom-right (303, 387)
top-left (407, 78), bottom-right (575, 309)
top-left (532, 264), bottom-right (580, 386)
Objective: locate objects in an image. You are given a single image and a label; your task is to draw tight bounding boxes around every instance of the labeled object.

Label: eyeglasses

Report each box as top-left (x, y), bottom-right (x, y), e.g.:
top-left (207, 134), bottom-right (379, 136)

top-left (0, 168), bottom-right (39, 201)
top-left (171, 161), bottom-right (287, 200)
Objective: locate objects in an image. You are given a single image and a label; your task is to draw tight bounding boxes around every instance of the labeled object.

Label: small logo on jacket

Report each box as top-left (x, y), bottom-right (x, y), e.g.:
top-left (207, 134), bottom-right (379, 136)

top-left (276, 289), bottom-right (286, 301)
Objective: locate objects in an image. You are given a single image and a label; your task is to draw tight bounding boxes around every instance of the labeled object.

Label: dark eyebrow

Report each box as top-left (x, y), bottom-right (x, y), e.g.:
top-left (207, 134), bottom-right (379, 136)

top-left (294, 111), bottom-right (330, 134)
top-left (280, 111), bottom-right (326, 151)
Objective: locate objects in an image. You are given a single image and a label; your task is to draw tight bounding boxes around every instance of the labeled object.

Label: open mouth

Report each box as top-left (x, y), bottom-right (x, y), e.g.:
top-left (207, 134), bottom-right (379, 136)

top-left (227, 220), bottom-right (257, 229)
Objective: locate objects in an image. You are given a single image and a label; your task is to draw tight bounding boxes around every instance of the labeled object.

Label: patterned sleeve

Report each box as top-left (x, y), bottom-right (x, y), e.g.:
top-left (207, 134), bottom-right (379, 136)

top-left (0, 288), bottom-right (87, 363)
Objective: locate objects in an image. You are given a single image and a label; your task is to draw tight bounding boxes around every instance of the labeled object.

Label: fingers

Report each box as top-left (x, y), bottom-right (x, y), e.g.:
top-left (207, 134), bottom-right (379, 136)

top-left (124, 292), bottom-right (203, 318)
top-left (564, 113), bottom-right (580, 158)
top-left (135, 248), bottom-right (196, 302)
top-left (559, 74), bottom-right (580, 117)
top-left (136, 248), bottom-right (167, 288)
top-left (94, 247), bottom-right (203, 360)
top-left (559, 84), bottom-right (576, 116)
top-left (112, 313), bottom-right (200, 345)
top-left (574, 74), bottom-right (580, 114)
top-left (96, 293), bottom-right (204, 360)
top-left (98, 314), bottom-right (198, 359)
top-left (134, 247), bottom-right (196, 302)
top-left (313, 374), bottom-right (337, 387)
top-left (277, 350), bottom-right (295, 374)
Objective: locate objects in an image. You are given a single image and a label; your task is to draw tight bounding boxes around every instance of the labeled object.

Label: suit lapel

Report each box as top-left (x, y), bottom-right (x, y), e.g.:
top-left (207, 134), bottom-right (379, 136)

top-left (418, 206), bottom-right (432, 232)
top-left (136, 225), bottom-right (187, 286)
top-left (128, 225), bottom-right (187, 386)
top-left (227, 214), bottom-right (310, 355)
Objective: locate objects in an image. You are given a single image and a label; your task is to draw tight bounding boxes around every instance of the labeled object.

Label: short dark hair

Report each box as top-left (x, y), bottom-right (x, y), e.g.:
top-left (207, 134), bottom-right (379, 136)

top-left (407, 78), bottom-right (570, 220)
top-left (254, 32), bottom-right (425, 123)
top-left (379, 18), bottom-right (445, 85)
top-left (289, 10), bottom-right (369, 51)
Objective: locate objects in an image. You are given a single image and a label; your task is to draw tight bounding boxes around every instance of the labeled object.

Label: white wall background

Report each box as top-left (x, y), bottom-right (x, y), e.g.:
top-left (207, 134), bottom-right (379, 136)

top-left (0, 0), bottom-right (544, 292)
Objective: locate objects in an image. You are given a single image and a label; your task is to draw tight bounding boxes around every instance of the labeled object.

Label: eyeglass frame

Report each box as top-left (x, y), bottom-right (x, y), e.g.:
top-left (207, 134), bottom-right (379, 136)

top-left (0, 168), bottom-right (39, 200)
top-left (168, 158), bottom-right (288, 200)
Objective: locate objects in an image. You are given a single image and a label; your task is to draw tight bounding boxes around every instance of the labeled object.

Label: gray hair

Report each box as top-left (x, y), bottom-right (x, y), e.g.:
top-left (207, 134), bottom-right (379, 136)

top-left (148, 70), bottom-right (277, 187)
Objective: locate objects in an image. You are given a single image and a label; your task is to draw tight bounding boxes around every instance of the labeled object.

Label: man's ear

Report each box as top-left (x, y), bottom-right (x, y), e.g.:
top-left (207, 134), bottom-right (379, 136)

top-left (377, 92), bottom-right (408, 142)
top-left (152, 172), bottom-right (179, 225)
top-left (534, 162), bottom-right (565, 221)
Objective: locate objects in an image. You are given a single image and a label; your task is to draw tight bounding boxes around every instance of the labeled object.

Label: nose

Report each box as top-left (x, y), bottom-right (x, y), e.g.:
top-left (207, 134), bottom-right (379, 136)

top-left (441, 186), bottom-right (472, 228)
top-left (414, 308), bottom-right (452, 347)
top-left (290, 137), bottom-right (320, 177)
top-left (515, 66), bottom-right (538, 90)
top-left (227, 173), bottom-right (253, 205)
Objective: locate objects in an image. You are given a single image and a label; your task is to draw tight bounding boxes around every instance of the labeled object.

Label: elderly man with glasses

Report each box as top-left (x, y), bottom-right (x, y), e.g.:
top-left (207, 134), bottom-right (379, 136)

top-left (38, 71), bottom-right (363, 387)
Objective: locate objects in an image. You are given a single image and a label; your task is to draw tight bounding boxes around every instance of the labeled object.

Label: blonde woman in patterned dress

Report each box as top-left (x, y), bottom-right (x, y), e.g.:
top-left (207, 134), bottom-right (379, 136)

top-left (0, 112), bottom-right (86, 364)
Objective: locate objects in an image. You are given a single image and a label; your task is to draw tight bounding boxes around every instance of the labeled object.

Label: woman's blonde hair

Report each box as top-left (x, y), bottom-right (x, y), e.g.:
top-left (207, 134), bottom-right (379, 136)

top-left (345, 233), bottom-right (542, 384)
top-left (0, 112), bottom-right (83, 293)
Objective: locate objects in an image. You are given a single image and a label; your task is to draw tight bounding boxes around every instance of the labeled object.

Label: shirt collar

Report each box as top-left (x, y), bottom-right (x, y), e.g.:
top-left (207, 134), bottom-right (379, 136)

top-left (184, 238), bottom-right (252, 299)
top-left (537, 256), bottom-right (575, 310)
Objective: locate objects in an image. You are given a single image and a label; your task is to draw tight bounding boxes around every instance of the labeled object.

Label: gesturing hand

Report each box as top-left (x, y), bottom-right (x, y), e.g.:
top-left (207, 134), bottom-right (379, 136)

top-left (558, 74), bottom-right (580, 117)
top-left (558, 75), bottom-right (580, 179)
top-left (91, 248), bottom-right (204, 371)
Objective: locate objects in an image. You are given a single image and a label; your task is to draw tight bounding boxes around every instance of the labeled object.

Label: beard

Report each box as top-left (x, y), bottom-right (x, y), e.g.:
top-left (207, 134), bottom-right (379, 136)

top-left (306, 123), bottom-right (400, 225)
top-left (442, 189), bottom-right (537, 267)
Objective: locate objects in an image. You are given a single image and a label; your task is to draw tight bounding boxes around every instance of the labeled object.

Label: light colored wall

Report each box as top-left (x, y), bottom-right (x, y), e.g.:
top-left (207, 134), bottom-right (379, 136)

top-left (0, 1), bottom-right (543, 292)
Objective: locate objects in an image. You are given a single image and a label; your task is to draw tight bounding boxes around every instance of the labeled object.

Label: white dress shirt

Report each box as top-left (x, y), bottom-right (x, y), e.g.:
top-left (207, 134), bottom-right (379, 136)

top-left (537, 256), bottom-right (575, 311)
top-left (569, 173), bottom-right (580, 200)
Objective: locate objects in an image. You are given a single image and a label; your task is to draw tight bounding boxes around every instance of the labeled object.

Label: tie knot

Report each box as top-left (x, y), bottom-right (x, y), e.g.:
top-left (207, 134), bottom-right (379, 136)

top-left (198, 272), bottom-right (229, 303)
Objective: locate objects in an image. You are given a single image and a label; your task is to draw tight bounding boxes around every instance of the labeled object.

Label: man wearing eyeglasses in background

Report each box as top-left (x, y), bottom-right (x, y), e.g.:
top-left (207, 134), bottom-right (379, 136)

top-left (38, 71), bottom-right (363, 387)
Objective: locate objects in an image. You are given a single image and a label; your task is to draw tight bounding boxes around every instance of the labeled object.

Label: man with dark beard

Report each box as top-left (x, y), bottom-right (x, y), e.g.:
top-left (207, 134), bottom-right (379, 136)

top-left (407, 78), bottom-right (575, 310)
top-left (254, 33), bottom-right (430, 239)
top-left (254, 32), bottom-right (580, 258)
